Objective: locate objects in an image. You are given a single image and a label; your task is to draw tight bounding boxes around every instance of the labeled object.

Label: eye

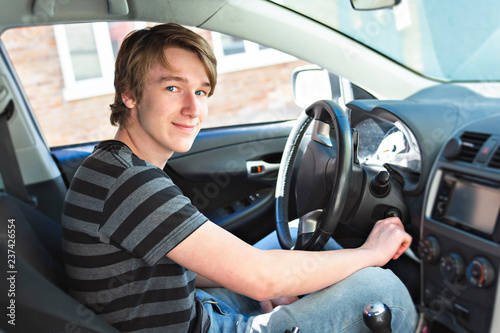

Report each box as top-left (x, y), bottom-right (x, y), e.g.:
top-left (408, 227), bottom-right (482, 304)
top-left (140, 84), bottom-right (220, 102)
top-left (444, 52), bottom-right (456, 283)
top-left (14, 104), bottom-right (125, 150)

top-left (195, 90), bottom-right (207, 96)
top-left (166, 86), bottom-right (179, 92)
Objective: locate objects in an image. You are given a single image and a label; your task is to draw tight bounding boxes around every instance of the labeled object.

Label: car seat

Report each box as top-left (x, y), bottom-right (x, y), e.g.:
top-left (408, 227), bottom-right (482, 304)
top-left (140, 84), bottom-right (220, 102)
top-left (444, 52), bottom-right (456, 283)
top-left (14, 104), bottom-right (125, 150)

top-left (0, 193), bottom-right (119, 332)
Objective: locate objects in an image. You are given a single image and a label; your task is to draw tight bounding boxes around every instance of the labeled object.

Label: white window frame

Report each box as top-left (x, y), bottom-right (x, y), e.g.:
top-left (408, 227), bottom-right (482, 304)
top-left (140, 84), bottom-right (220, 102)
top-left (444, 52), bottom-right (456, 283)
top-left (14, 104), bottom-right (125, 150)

top-left (54, 22), bottom-right (146, 101)
top-left (211, 32), bottom-right (297, 73)
top-left (54, 22), bottom-right (115, 101)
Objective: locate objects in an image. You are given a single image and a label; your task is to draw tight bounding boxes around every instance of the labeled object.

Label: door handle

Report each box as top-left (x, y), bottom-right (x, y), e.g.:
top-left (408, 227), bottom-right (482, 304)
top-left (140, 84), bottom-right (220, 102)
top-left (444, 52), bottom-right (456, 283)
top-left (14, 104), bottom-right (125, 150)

top-left (246, 161), bottom-right (280, 178)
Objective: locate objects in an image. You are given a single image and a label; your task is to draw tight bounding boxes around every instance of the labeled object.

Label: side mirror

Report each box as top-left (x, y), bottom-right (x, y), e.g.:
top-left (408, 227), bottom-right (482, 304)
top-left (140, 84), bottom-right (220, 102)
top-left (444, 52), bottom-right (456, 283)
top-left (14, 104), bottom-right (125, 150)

top-left (292, 65), bottom-right (341, 109)
top-left (292, 65), bottom-right (376, 109)
top-left (350, 0), bottom-right (401, 10)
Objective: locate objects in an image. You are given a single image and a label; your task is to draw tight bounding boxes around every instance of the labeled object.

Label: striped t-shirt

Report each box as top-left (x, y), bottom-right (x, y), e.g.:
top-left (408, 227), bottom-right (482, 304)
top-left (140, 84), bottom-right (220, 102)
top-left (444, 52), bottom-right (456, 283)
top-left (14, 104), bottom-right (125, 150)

top-left (62, 140), bottom-right (209, 332)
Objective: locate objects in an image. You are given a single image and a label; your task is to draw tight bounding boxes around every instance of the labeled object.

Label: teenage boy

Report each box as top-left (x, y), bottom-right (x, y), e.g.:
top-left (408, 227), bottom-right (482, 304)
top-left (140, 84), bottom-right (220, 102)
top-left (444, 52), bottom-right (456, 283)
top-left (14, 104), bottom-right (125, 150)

top-left (62, 23), bottom-right (417, 332)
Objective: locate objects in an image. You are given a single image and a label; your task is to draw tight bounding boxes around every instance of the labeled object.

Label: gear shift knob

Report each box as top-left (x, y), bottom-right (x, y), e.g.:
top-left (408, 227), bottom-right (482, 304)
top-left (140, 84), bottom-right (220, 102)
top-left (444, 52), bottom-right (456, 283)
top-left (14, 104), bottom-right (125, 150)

top-left (363, 301), bottom-right (392, 333)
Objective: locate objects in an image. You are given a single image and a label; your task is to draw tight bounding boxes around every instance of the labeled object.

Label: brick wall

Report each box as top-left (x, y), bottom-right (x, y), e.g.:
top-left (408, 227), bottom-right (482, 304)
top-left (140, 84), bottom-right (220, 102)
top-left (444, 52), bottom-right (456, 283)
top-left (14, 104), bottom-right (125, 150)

top-left (2, 25), bottom-right (308, 147)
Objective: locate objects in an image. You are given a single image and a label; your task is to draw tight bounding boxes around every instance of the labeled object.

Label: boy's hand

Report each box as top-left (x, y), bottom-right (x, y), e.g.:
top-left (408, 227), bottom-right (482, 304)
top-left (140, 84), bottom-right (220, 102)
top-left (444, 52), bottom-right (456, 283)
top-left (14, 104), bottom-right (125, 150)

top-left (361, 217), bottom-right (412, 267)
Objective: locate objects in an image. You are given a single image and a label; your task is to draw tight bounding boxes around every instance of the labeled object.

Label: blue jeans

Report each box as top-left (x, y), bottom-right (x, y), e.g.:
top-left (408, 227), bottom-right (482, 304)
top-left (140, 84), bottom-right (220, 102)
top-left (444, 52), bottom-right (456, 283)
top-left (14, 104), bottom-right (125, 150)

top-left (197, 230), bottom-right (417, 332)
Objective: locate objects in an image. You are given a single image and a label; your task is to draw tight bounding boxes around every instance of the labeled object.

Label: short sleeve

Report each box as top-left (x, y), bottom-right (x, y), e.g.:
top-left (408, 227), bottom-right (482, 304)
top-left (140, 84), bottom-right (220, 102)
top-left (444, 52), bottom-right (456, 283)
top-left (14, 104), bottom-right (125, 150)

top-left (99, 166), bottom-right (207, 265)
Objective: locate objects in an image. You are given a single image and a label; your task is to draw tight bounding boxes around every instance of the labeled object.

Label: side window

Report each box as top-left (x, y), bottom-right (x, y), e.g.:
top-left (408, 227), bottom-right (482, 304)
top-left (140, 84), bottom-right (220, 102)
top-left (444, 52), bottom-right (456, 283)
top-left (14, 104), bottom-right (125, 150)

top-left (201, 31), bottom-right (309, 128)
top-left (2, 23), bottom-right (309, 147)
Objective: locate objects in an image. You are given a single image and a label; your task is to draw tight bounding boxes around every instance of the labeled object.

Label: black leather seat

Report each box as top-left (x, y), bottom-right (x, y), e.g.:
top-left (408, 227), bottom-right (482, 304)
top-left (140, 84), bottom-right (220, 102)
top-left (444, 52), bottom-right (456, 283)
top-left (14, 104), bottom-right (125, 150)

top-left (0, 193), bottom-right (118, 332)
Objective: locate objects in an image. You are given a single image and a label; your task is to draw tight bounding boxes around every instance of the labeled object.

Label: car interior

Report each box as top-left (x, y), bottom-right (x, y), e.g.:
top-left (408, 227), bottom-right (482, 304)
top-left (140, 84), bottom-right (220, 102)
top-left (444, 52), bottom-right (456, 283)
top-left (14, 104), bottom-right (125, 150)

top-left (1, 1), bottom-right (500, 332)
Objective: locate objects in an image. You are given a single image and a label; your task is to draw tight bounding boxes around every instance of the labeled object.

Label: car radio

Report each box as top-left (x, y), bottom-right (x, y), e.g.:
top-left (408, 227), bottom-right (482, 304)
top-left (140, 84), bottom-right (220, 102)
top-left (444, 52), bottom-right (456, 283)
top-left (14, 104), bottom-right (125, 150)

top-left (432, 170), bottom-right (500, 242)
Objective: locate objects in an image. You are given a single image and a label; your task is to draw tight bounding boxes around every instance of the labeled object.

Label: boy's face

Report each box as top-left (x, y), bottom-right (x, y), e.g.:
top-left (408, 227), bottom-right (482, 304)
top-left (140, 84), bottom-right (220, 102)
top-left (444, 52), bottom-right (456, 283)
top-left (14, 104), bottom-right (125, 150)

top-left (122, 47), bottom-right (211, 159)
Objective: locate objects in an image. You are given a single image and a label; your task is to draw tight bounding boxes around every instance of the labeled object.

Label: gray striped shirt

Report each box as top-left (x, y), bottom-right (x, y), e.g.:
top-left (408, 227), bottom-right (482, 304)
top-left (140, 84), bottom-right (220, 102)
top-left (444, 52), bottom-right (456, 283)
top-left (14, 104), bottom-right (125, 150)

top-left (62, 140), bottom-right (209, 332)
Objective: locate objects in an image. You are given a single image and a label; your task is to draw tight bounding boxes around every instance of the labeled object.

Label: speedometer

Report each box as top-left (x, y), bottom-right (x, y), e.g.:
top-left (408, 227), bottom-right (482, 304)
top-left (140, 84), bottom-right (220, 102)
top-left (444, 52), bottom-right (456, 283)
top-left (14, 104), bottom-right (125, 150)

top-left (356, 118), bottom-right (421, 173)
top-left (375, 127), bottom-right (408, 161)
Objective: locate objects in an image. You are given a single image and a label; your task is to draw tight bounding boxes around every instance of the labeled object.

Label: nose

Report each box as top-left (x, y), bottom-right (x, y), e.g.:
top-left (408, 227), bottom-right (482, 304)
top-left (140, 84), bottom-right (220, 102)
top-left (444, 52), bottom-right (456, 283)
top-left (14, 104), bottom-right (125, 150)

top-left (181, 92), bottom-right (201, 118)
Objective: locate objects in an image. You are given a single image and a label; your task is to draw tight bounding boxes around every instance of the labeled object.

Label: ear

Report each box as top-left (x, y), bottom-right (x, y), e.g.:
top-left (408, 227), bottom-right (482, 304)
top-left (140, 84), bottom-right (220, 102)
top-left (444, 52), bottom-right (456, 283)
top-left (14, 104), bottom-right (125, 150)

top-left (121, 91), bottom-right (137, 109)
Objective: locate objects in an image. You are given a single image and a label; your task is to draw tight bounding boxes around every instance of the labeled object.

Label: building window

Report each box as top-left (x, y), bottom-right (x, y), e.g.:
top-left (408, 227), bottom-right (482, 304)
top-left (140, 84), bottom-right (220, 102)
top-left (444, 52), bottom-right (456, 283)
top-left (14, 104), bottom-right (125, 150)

top-left (54, 22), bottom-right (144, 101)
top-left (65, 24), bottom-right (103, 81)
top-left (211, 32), bottom-right (296, 73)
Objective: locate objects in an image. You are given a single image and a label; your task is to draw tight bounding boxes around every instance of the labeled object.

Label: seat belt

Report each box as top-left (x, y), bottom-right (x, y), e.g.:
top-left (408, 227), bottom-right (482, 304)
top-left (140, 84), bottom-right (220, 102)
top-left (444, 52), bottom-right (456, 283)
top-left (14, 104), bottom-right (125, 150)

top-left (0, 87), bottom-right (31, 204)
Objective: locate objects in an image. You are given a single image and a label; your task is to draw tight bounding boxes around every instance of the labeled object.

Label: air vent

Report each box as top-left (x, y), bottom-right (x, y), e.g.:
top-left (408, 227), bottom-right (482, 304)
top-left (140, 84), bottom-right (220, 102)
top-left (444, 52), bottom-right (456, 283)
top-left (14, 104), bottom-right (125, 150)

top-left (457, 132), bottom-right (490, 163)
top-left (488, 147), bottom-right (500, 169)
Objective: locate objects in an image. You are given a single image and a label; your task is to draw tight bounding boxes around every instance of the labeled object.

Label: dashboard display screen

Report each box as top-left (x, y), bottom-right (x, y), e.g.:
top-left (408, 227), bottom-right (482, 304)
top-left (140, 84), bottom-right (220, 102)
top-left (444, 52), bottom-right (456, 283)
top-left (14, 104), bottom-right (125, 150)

top-left (446, 180), bottom-right (500, 235)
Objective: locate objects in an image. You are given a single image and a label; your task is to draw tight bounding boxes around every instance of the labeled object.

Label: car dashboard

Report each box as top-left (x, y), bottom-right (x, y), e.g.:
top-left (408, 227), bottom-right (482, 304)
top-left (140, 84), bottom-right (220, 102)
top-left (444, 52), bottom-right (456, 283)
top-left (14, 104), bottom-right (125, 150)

top-left (348, 84), bottom-right (500, 333)
top-left (421, 113), bottom-right (500, 333)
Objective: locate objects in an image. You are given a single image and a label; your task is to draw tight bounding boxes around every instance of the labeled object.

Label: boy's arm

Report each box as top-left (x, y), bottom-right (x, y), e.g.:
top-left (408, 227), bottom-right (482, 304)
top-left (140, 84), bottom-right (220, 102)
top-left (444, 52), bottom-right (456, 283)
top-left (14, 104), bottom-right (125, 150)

top-left (195, 273), bottom-right (221, 288)
top-left (168, 217), bottom-right (411, 301)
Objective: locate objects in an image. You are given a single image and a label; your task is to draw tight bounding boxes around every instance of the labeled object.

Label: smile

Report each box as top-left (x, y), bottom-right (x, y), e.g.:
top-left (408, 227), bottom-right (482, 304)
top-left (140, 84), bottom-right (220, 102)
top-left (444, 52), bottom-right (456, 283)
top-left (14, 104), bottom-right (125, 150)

top-left (173, 123), bottom-right (197, 131)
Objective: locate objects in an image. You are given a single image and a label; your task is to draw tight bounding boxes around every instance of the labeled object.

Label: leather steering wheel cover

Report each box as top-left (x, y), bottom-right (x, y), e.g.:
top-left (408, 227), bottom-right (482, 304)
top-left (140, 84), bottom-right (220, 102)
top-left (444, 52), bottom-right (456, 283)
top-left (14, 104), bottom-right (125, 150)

top-left (275, 100), bottom-right (352, 250)
top-left (313, 101), bottom-right (352, 235)
top-left (275, 112), bottom-right (313, 250)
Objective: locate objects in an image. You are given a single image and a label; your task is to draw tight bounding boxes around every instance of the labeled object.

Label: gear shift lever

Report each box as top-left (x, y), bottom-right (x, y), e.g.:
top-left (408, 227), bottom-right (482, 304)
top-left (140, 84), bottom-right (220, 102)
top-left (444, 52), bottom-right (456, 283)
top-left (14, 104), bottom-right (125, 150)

top-left (363, 301), bottom-right (392, 333)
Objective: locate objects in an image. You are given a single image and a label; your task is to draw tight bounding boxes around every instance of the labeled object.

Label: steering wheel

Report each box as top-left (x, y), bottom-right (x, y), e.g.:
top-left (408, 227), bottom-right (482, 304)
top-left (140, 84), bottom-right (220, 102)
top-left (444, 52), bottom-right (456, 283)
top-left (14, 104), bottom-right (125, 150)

top-left (275, 100), bottom-right (353, 251)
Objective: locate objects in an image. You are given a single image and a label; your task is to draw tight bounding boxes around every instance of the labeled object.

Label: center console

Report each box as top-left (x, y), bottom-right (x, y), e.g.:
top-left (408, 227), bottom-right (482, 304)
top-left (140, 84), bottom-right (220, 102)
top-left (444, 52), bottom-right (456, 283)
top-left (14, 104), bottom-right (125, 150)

top-left (421, 119), bottom-right (500, 333)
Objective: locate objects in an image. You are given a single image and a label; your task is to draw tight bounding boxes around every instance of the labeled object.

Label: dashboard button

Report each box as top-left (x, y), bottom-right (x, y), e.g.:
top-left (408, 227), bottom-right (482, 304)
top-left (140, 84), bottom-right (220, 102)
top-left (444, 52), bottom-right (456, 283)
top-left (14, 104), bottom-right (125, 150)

top-left (467, 256), bottom-right (495, 288)
top-left (440, 253), bottom-right (465, 281)
top-left (477, 139), bottom-right (497, 163)
top-left (418, 236), bottom-right (441, 263)
top-left (370, 170), bottom-right (391, 197)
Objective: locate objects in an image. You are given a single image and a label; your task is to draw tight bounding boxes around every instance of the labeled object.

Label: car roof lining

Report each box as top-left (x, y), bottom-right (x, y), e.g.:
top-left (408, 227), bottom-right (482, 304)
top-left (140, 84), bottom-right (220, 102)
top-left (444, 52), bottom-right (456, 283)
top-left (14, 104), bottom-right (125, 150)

top-left (0, 0), bottom-right (229, 34)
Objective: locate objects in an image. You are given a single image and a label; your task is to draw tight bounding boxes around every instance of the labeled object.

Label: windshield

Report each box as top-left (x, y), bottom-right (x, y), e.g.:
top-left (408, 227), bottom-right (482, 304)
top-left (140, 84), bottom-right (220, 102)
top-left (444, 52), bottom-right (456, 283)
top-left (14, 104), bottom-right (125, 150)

top-left (270, 0), bottom-right (500, 82)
